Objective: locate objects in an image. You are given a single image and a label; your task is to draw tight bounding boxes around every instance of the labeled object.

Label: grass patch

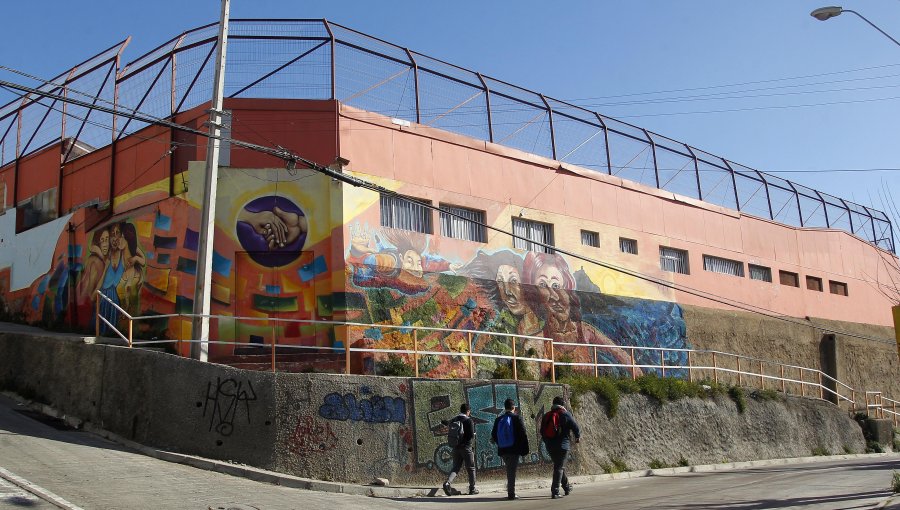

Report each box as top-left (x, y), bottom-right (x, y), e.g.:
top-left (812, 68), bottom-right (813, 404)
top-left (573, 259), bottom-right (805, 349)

top-left (811, 446), bottom-right (830, 456)
top-left (866, 440), bottom-right (885, 453)
top-left (648, 459), bottom-right (669, 469)
top-left (892, 471), bottom-right (900, 493)
top-left (602, 458), bottom-right (628, 474)
top-left (728, 386), bottom-right (747, 413)
top-left (750, 388), bottom-right (782, 401)
top-left (375, 354), bottom-right (414, 377)
top-left (678, 456), bottom-right (690, 467)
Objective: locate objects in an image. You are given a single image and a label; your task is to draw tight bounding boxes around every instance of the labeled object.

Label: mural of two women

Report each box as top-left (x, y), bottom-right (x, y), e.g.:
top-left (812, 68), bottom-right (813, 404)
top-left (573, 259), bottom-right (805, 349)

top-left (77, 221), bottom-right (145, 333)
top-left (467, 249), bottom-right (638, 377)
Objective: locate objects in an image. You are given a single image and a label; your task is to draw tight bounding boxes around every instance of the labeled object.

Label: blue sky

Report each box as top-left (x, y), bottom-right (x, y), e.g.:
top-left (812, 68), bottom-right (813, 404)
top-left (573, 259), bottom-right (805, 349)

top-left (1, 1), bottom-right (898, 224)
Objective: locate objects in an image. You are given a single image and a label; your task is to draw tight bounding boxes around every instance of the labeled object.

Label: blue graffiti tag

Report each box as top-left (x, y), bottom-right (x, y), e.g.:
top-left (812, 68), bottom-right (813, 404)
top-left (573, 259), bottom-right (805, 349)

top-left (319, 392), bottom-right (407, 424)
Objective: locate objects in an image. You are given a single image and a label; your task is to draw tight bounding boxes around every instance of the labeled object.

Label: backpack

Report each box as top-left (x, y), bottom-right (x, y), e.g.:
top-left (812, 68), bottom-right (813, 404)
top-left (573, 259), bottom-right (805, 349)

top-left (541, 409), bottom-right (562, 440)
top-left (496, 414), bottom-right (515, 448)
top-left (447, 417), bottom-right (465, 447)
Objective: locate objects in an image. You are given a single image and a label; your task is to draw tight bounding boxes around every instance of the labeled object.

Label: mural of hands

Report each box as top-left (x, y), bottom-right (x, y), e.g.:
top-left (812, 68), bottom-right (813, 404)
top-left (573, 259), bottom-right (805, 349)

top-left (236, 196), bottom-right (309, 268)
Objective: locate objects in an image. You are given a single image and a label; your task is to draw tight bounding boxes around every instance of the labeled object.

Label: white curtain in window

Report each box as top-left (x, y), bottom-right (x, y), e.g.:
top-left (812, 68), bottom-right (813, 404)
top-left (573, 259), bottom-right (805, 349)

top-left (440, 205), bottom-right (486, 242)
top-left (381, 194), bottom-right (431, 233)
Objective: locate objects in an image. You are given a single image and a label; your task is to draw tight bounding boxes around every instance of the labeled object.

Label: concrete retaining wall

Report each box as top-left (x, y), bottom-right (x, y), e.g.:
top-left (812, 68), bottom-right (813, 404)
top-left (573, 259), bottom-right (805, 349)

top-left (0, 332), bottom-right (871, 485)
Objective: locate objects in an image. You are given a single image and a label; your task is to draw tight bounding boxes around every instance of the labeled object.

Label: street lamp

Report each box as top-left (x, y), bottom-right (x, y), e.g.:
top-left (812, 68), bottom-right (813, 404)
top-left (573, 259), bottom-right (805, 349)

top-left (810, 6), bottom-right (900, 48)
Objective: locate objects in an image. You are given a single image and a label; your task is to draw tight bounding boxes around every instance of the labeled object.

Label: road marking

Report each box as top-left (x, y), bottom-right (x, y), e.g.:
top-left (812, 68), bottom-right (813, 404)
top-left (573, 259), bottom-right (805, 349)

top-left (0, 466), bottom-right (84, 510)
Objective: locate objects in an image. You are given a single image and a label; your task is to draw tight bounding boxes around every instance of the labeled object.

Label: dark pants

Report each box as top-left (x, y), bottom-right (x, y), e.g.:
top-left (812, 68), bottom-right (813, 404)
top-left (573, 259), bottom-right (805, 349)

top-left (549, 448), bottom-right (570, 493)
top-left (502, 454), bottom-right (520, 496)
top-left (446, 446), bottom-right (476, 489)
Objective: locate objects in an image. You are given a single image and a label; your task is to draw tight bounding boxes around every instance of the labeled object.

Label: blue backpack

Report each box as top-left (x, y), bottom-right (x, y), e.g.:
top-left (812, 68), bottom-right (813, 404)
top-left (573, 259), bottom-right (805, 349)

top-left (496, 414), bottom-right (515, 448)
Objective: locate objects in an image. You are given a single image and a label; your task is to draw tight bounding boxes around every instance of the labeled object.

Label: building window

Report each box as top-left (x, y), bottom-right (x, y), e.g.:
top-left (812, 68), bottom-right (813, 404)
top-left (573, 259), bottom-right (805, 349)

top-left (581, 230), bottom-right (600, 248)
top-left (512, 218), bottom-right (554, 253)
top-left (806, 276), bottom-right (823, 292)
top-left (380, 194), bottom-right (432, 233)
top-left (440, 204), bottom-right (486, 242)
top-left (748, 264), bottom-right (772, 282)
top-left (779, 270), bottom-right (799, 287)
top-left (659, 246), bottom-right (689, 274)
top-left (829, 280), bottom-right (848, 296)
top-left (619, 237), bottom-right (638, 255)
top-left (703, 255), bottom-right (744, 277)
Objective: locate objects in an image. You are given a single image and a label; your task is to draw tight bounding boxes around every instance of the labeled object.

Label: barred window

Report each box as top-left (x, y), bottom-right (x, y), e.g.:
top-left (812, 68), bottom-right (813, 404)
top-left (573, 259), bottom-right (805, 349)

top-left (380, 194), bottom-right (432, 233)
top-left (829, 280), bottom-right (848, 296)
top-left (440, 204), bottom-right (486, 242)
top-left (806, 276), bottom-right (823, 292)
top-left (659, 246), bottom-right (689, 274)
top-left (779, 270), bottom-right (799, 287)
top-left (512, 218), bottom-right (554, 253)
top-left (703, 255), bottom-right (744, 277)
top-left (581, 230), bottom-right (600, 248)
top-left (619, 237), bottom-right (638, 255)
top-left (749, 264), bottom-right (772, 282)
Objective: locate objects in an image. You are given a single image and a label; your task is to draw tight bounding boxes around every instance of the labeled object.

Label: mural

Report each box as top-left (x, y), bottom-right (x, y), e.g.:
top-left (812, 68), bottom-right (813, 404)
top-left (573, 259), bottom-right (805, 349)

top-left (343, 222), bottom-right (689, 379)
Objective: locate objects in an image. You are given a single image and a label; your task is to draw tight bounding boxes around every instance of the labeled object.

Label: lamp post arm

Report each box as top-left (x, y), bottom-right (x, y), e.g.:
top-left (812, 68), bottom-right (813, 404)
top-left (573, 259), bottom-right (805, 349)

top-left (843, 9), bottom-right (900, 48)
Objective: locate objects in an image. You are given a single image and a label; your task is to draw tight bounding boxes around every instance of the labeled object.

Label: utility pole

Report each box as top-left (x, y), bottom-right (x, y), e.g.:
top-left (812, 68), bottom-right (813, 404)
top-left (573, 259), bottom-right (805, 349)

top-left (191, 0), bottom-right (230, 361)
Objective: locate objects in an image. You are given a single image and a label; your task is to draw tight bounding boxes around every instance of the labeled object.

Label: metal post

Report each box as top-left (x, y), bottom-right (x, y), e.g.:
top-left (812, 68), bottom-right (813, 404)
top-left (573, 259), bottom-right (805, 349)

top-left (818, 372), bottom-right (823, 399)
top-left (759, 361), bottom-right (764, 389)
top-left (271, 323), bottom-right (276, 373)
top-left (737, 357), bottom-right (742, 387)
top-left (799, 368), bottom-right (805, 397)
top-left (630, 348), bottom-right (637, 380)
top-left (593, 346), bottom-right (598, 378)
top-left (687, 351), bottom-right (693, 382)
top-left (550, 340), bottom-right (556, 383)
top-left (413, 329), bottom-right (419, 377)
top-left (468, 331), bottom-right (474, 379)
top-left (712, 352), bottom-right (718, 384)
top-left (191, 0), bottom-right (230, 362)
top-left (345, 327), bottom-right (351, 375)
top-left (781, 365), bottom-right (786, 393)
top-left (660, 350), bottom-right (666, 378)
top-left (95, 292), bottom-right (100, 336)
top-left (128, 319), bottom-right (133, 348)
top-left (512, 336), bottom-right (518, 381)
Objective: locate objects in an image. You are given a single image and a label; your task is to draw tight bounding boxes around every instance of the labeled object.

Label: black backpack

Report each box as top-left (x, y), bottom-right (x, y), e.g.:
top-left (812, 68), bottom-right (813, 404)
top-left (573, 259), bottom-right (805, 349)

top-left (447, 417), bottom-right (465, 447)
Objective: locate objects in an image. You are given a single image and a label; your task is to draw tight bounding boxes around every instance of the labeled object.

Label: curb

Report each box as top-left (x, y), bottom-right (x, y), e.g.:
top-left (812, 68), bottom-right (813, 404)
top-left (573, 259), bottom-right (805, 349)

top-left (5, 392), bottom-right (899, 501)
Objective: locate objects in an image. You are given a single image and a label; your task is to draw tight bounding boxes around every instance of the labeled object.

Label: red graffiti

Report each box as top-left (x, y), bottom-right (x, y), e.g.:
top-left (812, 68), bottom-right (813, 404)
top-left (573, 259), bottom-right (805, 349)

top-left (288, 415), bottom-right (338, 454)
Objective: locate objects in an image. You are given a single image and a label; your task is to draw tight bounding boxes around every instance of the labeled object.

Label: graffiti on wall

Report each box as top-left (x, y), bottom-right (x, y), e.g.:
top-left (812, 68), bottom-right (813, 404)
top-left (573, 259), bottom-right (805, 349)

top-left (410, 379), bottom-right (565, 474)
top-left (318, 387), bottom-right (407, 424)
top-left (288, 415), bottom-right (338, 454)
top-left (345, 223), bottom-right (689, 379)
top-left (202, 377), bottom-right (258, 437)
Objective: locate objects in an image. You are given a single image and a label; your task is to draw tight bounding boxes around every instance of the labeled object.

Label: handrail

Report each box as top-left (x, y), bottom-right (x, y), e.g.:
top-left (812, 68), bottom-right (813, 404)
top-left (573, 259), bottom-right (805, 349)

top-left (93, 308), bottom-right (897, 423)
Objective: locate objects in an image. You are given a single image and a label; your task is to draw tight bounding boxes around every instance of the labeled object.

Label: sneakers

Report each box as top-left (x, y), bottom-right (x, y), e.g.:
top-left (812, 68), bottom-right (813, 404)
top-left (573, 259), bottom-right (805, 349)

top-left (468, 488), bottom-right (480, 495)
top-left (507, 495), bottom-right (520, 500)
top-left (551, 492), bottom-right (564, 499)
top-left (563, 484), bottom-right (573, 496)
top-left (442, 482), bottom-right (452, 496)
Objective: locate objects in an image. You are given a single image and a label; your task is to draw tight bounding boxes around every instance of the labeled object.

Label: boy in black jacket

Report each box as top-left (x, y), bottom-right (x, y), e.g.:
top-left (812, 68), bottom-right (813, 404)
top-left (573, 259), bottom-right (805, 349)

top-left (541, 396), bottom-right (580, 499)
top-left (443, 403), bottom-right (478, 495)
top-left (491, 398), bottom-right (530, 500)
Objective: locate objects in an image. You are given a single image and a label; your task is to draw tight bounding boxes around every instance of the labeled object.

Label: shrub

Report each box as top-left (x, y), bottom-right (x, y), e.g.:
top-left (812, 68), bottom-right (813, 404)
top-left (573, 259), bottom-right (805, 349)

top-left (728, 386), bottom-right (747, 413)
top-left (866, 440), bottom-right (885, 454)
top-left (492, 361), bottom-right (513, 380)
top-left (648, 459), bottom-right (668, 469)
top-left (751, 388), bottom-right (782, 401)
top-left (892, 471), bottom-right (900, 493)
top-left (811, 446), bottom-right (830, 456)
top-left (375, 354), bottom-right (414, 377)
top-left (602, 457), bottom-right (628, 474)
top-left (555, 353), bottom-right (576, 380)
top-left (678, 456), bottom-right (690, 467)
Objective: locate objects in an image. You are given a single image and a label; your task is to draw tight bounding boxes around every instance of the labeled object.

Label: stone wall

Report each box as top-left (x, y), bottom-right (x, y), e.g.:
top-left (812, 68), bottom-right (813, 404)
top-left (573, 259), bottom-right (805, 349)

top-left (0, 332), bottom-right (872, 485)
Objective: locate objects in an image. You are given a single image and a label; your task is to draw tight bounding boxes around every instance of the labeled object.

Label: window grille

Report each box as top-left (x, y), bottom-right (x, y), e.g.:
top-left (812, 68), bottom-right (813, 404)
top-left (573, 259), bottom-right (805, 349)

top-left (581, 230), bottom-right (600, 248)
top-left (440, 204), bottom-right (486, 242)
top-left (659, 246), bottom-right (689, 274)
top-left (619, 237), bottom-right (638, 255)
top-left (748, 264), bottom-right (772, 282)
top-left (380, 194), bottom-right (432, 233)
top-left (703, 255), bottom-right (744, 277)
top-left (779, 270), bottom-right (799, 287)
top-left (512, 218), bottom-right (554, 253)
top-left (829, 280), bottom-right (848, 296)
top-left (806, 276), bottom-right (823, 292)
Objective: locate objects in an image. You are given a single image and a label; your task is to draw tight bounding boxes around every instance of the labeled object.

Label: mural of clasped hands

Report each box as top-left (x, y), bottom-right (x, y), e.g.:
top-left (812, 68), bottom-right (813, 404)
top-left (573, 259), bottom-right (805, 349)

top-left (238, 205), bottom-right (308, 250)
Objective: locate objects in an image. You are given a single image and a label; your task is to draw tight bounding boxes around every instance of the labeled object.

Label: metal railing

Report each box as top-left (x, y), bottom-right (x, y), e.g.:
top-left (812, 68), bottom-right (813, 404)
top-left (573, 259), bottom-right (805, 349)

top-left (0, 20), bottom-right (893, 252)
top-left (94, 291), bottom-right (898, 425)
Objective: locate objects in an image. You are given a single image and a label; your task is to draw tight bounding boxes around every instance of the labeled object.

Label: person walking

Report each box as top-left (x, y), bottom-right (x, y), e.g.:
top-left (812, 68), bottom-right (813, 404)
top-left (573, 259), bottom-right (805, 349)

top-left (541, 396), bottom-right (580, 499)
top-left (491, 398), bottom-right (530, 500)
top-left (442, 403), bottom-right (478, 496)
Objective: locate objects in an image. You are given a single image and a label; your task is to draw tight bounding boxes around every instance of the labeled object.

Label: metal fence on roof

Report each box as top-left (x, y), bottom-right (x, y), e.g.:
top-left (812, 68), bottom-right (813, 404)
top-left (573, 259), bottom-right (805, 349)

top-left (0, 19), bottom-right (893, 253)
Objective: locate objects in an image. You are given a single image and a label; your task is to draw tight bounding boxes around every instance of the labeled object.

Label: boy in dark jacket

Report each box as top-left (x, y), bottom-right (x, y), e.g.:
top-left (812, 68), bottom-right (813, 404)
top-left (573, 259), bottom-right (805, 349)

top-left (541, 396), bottom-right (580, 499)
top-left (442, 403), bottom-right (478, 496)
top-left (490, 398), bottom-right (530, 500)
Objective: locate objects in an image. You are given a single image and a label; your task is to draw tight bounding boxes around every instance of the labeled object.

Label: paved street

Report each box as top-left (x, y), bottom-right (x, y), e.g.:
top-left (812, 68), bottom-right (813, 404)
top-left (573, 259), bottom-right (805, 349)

top-left (1, 392), bottom-right (898, 509)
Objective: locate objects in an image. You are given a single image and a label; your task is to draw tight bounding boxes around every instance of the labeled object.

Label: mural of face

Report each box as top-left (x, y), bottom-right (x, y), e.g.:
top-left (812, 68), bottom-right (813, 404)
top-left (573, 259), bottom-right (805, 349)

top-left (402, 249), bottom-right (423, 277)
top-left (535, 264), bottom-right (570, 324)
top-left (98, 230), bottom-right (110, 257)
top-left (496, 264), bottom-right (526, 316)
top-left (110, 224), bottom-right (123, 254)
